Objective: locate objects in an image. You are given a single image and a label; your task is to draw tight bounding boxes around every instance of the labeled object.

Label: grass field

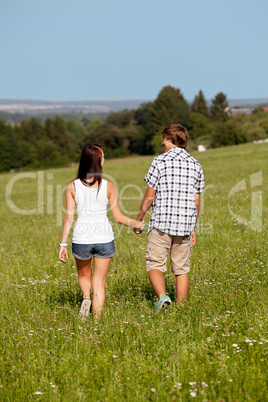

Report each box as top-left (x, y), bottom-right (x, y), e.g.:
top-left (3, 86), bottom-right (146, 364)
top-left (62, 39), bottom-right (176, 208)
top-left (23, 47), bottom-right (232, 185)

top-left (0, 142), bottom-right (267, 401)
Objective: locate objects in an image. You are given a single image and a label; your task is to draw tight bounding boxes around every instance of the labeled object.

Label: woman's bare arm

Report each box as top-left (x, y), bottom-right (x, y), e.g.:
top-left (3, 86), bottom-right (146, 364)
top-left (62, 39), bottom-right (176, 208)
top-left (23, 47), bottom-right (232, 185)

top-left (108, 182), bottom-right (144, 230)
top-left (59, 181), bottom-right (76, 263)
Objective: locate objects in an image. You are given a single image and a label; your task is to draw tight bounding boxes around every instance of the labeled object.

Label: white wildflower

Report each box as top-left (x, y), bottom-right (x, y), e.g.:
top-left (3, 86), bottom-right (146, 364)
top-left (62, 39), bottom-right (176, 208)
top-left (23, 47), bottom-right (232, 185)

top-left (189, 382), bottom-right (197, 387)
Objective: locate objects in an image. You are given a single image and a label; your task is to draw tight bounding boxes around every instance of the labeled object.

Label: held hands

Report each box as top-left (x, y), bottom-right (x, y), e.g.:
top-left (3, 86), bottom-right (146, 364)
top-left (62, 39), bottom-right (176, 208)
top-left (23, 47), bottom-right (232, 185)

top-left (134, 220), bottom-right (145, 235)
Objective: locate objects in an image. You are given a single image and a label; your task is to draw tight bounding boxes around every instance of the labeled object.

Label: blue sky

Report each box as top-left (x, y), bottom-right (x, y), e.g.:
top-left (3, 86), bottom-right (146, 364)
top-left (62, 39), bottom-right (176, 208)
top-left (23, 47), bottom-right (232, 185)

top-left (1, 0), bottom-right (267, 101)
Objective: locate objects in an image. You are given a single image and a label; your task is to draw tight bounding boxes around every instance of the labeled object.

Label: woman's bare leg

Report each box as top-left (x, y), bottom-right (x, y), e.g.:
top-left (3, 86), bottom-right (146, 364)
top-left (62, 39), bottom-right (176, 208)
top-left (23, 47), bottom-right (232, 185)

top-left (92, 257), bottom-right (111, 318)
top-left (75, 257), bottom-right (92, 299)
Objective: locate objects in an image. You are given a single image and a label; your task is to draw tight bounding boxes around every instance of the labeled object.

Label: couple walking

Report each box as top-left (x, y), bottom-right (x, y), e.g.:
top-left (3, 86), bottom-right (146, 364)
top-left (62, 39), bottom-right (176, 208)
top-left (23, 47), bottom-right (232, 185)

top-left (59, 124), bottom-right (205, 319)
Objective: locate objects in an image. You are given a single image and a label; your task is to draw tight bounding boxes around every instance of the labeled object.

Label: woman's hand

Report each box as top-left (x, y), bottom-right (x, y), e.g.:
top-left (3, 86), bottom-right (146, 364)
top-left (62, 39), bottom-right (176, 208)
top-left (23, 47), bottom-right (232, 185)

top-left (59, 246), bottom-right (68, 263)
top-left (134, 220), bottom-right (145, 235)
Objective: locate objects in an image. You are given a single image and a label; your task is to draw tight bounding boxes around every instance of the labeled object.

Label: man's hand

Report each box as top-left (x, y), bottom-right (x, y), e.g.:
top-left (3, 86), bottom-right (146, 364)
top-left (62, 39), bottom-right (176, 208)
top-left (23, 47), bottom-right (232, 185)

top-left (134, 220), bottom-right (145, 235)
top-left (191, 231), bottom-right (196, 247)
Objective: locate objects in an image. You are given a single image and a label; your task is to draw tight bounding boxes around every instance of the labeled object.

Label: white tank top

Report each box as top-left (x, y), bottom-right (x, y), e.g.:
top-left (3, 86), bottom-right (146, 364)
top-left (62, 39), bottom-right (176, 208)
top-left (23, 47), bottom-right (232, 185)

top-left (72, 179), bottom-right (114, 244)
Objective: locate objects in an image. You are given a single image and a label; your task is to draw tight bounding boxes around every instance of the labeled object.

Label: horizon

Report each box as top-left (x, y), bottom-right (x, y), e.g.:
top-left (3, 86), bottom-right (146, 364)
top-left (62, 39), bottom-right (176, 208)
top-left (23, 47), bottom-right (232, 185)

top-left (1, 96), bottom-right (268, 103)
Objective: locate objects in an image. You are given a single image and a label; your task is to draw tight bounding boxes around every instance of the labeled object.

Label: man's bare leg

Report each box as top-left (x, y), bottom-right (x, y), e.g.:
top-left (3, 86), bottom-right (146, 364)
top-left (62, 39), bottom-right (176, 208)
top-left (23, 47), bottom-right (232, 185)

top-left (148, 269), bottom-right (166, 300)
top-left (176, 273), bottom-right (189, 304)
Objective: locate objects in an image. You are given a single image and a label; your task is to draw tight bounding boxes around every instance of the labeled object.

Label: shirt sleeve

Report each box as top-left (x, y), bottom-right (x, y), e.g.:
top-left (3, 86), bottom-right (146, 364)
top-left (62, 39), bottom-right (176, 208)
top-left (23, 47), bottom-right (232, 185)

top-left (144, 157), bottom-right (160, 190)
top-left (194, 164), bottom-right (205, 193)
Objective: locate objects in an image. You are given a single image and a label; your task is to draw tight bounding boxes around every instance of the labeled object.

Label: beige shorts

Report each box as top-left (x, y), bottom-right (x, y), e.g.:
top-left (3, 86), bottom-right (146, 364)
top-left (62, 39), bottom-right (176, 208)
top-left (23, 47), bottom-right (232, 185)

top-left (145, 228), bottom-right (192, 275)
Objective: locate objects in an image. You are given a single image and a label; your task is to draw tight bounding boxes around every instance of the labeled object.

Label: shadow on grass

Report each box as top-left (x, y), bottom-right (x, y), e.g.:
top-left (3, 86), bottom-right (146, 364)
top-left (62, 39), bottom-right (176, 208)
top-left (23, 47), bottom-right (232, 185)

top-left (48, 289), bottom-right (82, 308)
top-left (47, 274), bottom-right (177, 308)
top-left (107, 274), bottom-right (177, 303)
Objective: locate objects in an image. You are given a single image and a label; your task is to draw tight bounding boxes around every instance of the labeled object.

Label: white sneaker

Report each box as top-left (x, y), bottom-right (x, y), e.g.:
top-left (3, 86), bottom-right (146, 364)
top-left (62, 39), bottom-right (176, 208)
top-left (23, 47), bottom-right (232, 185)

top-left (79, 299), bottom-right (91, 320)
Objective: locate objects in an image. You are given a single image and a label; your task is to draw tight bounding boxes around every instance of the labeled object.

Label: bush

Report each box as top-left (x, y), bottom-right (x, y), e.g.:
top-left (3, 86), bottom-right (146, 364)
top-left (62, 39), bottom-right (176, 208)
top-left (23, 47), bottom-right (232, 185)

top-left (211, 119), bottom-right (247, 148)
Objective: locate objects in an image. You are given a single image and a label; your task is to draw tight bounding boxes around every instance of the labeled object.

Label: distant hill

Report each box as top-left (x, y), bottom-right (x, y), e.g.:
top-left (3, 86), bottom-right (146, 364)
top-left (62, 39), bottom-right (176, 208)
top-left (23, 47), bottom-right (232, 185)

top-left (0, 97), bottom-right (267, 123)
top-left (0, 99), bottom-right (149, 115)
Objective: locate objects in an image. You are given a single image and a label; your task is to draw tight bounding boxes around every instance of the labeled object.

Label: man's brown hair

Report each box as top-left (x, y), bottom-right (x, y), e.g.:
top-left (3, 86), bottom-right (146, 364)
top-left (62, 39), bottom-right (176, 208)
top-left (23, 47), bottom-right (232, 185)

top-left (162, 124), bottom-right (189, 149)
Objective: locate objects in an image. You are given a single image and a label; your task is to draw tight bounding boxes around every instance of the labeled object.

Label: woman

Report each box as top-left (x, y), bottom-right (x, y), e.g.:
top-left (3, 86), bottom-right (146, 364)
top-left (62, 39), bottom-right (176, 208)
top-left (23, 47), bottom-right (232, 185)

top-left (59, 144), bottom-right (144, 319)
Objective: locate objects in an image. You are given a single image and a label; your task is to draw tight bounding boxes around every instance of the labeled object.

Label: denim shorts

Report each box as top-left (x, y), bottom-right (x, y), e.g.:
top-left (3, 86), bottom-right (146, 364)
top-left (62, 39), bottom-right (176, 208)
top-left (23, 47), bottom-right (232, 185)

top-left (72, 240), bottom-right (116, 260)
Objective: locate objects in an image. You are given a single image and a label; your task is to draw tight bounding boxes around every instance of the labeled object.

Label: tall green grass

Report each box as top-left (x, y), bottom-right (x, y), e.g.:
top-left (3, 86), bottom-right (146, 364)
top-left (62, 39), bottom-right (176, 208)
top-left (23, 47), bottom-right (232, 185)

top-left (0, 142), bottom-right (267, 401)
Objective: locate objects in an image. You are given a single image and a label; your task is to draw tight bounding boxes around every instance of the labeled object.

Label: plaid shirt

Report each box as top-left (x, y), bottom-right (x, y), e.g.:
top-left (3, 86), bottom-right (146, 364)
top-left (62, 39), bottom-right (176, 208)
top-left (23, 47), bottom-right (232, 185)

top-left (145, 147), bottom-right (205, 236)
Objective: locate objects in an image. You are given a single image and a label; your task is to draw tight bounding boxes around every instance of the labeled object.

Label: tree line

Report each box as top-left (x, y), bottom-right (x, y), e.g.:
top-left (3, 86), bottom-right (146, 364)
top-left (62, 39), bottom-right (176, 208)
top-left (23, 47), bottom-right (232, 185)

top-left (0, 85), bottom-right (268, 172)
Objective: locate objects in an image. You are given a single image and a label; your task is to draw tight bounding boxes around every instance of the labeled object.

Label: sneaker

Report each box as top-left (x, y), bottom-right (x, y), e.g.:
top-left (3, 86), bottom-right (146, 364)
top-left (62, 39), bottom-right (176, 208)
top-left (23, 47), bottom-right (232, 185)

top-left (79, 298), bottom-right (91, 320)
top-left (156, 295), bottom-right (171, 309)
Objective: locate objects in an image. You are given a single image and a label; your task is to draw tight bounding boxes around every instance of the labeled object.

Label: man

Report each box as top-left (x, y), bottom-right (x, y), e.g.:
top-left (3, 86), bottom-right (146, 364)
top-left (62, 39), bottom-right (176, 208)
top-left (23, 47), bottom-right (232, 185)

top-left (135, 124), bottom-right (205, 308)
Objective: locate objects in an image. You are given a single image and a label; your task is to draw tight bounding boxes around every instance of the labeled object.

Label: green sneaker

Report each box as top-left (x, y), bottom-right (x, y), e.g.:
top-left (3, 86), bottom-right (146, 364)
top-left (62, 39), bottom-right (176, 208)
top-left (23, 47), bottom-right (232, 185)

top-left (156, 295), bottom-right (171, 309)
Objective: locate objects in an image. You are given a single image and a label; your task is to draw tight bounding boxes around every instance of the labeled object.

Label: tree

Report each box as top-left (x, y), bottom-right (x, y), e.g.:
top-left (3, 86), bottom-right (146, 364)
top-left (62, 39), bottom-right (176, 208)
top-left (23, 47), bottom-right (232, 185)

top-left (188, 112), bottom-right (213, 139)
top-left (134, 102), bottom-right (155, 154)
top-left (87, 123), bottom-right (125, 158)
top-left (259, 119), bottom-right (268, 135)
top-left (148, 86), bottom-right (190, 152)
top-left (151, 85), bottom-right (190, 128)
top-left (15, 118), bottom-right (46, 166)
top-left (106, 109), bottom-right (135, 129)
top-left (0, 119), bottom-right (20, 171)
top-left (81, 116), bottom-right (91, 127)
top-left (86, 117), bottom-right (102, 133)
top-left (121, 125), bottom-right (144, 154)
top-left (210, 92), bottom-right (229, 122)
top-left (211, 118), bottom-right (247, 148)
top-left (191, 90), bottom-right (209, 117)
top-left (46, 116), bottom-right (73, 160)
top-left (240, 122), bottom-right (267, 142)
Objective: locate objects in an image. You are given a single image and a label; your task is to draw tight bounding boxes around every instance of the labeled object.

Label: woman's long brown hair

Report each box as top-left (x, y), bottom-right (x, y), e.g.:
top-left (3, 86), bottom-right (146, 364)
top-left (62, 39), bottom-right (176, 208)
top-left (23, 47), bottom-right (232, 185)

top-left (77, 144), bottom-right (103, 190)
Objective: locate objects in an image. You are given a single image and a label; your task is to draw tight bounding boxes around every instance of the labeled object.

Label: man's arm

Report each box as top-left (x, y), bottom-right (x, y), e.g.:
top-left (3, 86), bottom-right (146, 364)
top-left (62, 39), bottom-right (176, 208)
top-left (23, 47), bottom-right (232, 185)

top-left (137, 186), bottom-right (156, 221)
top-left (192, 193), bottom-right (201, 246)
top-left (195, 193), bottom-right (201, 217)
top-left (134, 186), bottom-right (156, 233)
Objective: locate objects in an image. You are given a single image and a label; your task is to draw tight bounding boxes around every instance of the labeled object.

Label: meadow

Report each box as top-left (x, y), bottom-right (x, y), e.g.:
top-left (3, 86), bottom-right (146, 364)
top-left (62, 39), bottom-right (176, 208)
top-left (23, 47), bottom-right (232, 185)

top-left (0, 142), bottom-right (267, 401)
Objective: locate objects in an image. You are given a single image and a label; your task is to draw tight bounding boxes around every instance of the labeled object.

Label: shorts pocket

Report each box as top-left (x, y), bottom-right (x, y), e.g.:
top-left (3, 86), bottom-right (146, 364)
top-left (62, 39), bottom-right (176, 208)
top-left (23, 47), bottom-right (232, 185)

top-left (145, 245), bottom-right (154, 260)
